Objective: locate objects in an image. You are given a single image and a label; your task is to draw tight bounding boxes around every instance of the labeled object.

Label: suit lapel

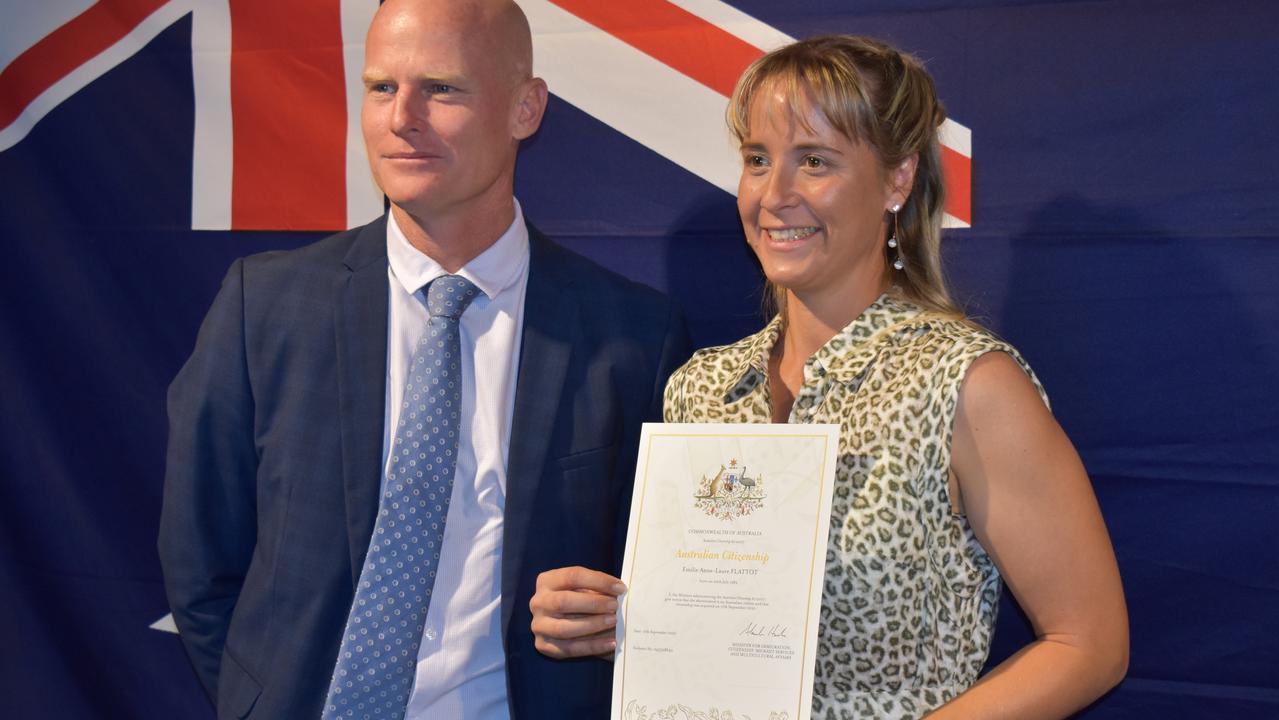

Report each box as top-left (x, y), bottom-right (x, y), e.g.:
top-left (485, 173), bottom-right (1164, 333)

top-left (335, 218), bottom-right (390, 586)
top-left (501, 228), bottom-right (579, 638)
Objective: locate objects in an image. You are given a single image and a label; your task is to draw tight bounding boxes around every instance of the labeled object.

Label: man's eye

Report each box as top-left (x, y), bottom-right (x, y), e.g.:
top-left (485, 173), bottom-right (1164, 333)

top-left (803, 155), bottom-right (825, 169)
top-left (744, 154), bottom-right (767, 168)
top-left (428, 84), bottom-right (455, 94)
top-left (369, 82), bottom-right (393, 94)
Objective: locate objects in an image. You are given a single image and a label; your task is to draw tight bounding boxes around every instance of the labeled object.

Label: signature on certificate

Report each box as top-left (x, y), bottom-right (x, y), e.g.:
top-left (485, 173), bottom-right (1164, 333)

top-left (739, 621), bottom-right (789, 639)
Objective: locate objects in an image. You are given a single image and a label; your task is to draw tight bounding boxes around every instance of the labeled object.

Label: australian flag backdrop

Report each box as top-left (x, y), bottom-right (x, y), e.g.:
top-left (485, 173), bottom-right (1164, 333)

top-left (2, 0), bottom-right (1276, 717)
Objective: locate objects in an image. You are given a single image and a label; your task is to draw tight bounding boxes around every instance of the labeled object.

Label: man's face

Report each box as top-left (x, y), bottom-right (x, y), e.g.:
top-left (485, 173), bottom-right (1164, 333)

top-left (361, 4), bottom-right (520, 223)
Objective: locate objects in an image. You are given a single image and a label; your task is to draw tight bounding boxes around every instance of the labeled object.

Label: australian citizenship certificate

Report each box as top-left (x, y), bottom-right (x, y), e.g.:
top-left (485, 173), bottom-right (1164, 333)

top-left (612, 422), bottom-right (839, 720)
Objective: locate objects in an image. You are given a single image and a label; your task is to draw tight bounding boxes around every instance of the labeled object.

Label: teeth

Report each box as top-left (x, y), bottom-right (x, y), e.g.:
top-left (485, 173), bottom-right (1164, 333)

top-left (766, 227), bottom-right (818, 241)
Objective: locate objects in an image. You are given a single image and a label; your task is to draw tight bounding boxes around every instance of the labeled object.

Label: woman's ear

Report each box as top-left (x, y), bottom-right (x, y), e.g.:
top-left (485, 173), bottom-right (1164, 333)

top-left (887, 153), bottom-right (919, 208)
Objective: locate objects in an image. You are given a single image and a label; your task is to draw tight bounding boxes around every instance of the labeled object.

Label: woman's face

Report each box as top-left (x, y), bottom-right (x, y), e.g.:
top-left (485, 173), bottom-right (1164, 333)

top-left (737, 84), bottom-right (897, 303)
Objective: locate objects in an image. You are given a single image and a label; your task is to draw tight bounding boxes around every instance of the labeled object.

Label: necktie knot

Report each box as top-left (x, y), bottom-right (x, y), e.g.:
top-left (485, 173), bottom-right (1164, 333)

top-left (426, 274), bottom-right (480, 321)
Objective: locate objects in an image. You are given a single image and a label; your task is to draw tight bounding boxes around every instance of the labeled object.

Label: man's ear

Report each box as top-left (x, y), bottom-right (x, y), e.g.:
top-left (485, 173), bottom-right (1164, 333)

top-left (512, 77), bottom-right (548, 140)
top-left (887, 153), bottom-right (919, 208)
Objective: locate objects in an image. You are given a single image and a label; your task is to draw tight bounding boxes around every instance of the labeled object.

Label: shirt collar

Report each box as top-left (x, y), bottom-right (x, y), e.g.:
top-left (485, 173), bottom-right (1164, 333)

top-left (385, 199), bottom-right (530, 301)
top-left (810, 292), bottom-right (929, 383)
top-left (717, 316), bottom-right (779, 405)
top-left (718, 291), bottom-right (931, 403)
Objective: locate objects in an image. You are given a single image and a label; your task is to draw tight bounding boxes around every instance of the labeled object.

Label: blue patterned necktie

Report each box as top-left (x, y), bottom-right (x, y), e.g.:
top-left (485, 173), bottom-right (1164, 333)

top-left (322, 274), bottom-right (481, 720)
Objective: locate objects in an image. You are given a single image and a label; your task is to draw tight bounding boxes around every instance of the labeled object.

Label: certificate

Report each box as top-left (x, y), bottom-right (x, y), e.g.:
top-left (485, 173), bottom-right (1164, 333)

top-left (612, 422), bottom-right (839, 720)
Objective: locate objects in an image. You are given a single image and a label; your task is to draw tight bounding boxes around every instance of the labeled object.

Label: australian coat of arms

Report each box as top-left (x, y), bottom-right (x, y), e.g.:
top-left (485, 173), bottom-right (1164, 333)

top-left (694, 459), bottom-right (765, 521)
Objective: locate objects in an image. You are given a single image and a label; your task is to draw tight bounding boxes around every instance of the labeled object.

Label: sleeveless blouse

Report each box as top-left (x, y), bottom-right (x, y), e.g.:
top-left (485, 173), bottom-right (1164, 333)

top-left (663, 293), bottom-right (1048, 719)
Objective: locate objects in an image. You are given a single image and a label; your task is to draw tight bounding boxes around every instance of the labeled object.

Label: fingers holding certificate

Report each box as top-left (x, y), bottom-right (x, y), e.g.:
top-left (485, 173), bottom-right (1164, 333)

top-left (530, 566), bottom-right (626, 659)
top-left (612, 423), bottom-right (839, 720)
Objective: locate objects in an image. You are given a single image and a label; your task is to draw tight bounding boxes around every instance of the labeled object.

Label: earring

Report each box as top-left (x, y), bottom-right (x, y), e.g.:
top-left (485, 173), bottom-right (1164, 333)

top-left (888, 204), bottom-right (904, 270)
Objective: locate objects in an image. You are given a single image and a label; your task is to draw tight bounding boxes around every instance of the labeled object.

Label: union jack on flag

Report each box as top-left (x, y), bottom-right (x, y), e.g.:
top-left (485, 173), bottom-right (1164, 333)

top-left (1, 0), bottom-right (972, 232)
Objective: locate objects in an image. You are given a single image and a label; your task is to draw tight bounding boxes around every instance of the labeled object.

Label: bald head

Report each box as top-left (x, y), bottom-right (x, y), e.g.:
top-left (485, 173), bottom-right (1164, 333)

top-left (360, 0), bottom-right (548, 263)
top-left (371, 0), bottom-right (534, 84)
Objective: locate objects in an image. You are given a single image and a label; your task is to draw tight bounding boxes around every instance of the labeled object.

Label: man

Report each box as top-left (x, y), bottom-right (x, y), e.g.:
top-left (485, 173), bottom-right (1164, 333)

top-left (158, 1), bottom-right (689, 717)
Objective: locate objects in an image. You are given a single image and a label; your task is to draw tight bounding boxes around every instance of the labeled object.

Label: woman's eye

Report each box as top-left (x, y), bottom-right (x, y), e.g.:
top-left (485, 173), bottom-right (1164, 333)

top-left (803, 155), bottom-right (825, 169)
top-left (744, 154), bottom-right (767, 168)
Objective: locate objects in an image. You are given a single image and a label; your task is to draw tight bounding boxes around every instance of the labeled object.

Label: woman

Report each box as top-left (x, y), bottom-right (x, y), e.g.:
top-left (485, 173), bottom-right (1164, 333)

top-left (532, 35), bottom-right (1127, 719)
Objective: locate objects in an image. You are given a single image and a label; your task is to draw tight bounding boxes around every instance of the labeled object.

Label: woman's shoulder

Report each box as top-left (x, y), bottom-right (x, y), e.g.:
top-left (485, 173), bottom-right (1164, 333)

top-left (890, 310), bottom-right (1014, 359)
top-left (678, 337), bottom-right (752, 374)
top-left (663, 320), bottom-right (778, 420)
top-left (903, 314), bottom-right (1049, 407)
top-left (673, 319), bottom-right (777, 380)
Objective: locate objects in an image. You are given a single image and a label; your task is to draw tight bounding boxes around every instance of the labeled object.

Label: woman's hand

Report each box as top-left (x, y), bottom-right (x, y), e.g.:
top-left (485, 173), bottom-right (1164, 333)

top-left (530, 566), bottom-right (626, 660)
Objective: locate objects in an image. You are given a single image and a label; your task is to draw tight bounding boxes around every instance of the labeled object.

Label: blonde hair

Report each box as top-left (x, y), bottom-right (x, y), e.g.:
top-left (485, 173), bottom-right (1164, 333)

top-left (729, 35), bottom-right (961, 318)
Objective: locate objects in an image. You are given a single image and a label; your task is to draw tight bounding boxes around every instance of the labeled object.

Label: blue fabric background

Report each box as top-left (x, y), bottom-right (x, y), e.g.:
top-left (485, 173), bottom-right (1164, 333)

top-left (1, 2), bottom-right (1276, 716)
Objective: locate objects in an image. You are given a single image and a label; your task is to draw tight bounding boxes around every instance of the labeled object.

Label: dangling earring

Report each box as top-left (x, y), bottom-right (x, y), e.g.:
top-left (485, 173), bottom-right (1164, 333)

top-left (888, 204), bottom-right (904, 270)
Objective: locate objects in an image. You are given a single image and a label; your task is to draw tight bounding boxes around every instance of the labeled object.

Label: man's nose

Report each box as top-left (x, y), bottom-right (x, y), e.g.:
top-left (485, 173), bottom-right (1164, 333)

top-left (390, 89), bottom-right (424, 135)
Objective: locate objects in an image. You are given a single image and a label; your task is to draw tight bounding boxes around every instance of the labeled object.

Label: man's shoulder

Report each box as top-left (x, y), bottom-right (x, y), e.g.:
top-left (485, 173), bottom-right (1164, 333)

top-left (240, 216), bottom-right (386, 277)
top-left (528, 228), bottom-right (670, 309)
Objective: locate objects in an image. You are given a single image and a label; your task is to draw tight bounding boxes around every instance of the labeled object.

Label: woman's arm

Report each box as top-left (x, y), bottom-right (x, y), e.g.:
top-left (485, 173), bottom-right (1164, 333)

top-left (928, 352), bottom-right (1128, 719)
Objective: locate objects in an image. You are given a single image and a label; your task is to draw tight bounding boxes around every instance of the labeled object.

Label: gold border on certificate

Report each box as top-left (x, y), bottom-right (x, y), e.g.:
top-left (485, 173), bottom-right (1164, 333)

top-left (613, 423), bottom-right (839, 720)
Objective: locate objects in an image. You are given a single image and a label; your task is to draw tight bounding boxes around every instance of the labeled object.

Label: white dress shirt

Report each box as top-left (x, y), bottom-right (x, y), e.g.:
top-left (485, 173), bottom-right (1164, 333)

top-left (382, 203), bottom-right (529, 719)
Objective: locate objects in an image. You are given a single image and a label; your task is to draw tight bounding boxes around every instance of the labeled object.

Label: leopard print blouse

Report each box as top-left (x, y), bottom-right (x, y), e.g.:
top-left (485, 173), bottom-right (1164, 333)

top-left (663, 292), bottom-right (1048, 720)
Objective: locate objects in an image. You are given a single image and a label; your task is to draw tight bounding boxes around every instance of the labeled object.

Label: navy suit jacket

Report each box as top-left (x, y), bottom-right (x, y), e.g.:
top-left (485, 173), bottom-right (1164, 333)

top-left (159, 216), bottom-right (690, 719)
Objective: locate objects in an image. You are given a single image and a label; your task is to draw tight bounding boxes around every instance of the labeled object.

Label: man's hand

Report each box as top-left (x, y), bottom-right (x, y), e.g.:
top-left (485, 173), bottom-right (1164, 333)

top-left (530, 566), bottom-right (625, 660)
